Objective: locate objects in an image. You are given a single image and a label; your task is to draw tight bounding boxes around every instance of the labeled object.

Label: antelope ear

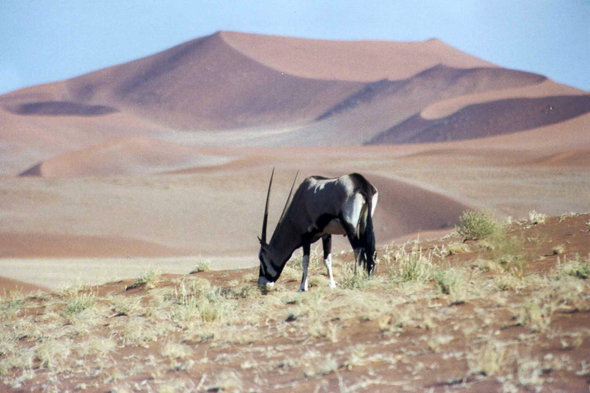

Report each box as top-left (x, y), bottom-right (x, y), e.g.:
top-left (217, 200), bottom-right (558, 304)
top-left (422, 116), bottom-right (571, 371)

top-left (257, 236), bottom-right (265, 245)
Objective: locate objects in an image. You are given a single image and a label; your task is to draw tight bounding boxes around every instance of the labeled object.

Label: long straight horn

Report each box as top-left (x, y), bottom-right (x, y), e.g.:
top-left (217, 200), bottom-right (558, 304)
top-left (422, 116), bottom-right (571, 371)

top-left (278, 170), bottom-right (299, 225)
top-left (261, 168), bottom-right (275, 244)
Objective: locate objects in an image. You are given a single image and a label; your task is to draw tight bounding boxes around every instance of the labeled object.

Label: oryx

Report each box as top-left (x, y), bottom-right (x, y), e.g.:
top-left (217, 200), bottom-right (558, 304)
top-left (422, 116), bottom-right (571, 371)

top-left (257, 170), bottom-right (378, 291)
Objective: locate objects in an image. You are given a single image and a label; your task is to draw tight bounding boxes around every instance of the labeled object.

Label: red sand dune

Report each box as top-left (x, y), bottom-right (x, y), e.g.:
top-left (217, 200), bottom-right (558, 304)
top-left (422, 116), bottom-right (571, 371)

top-left (63, 32), bottom-right (364, 130)
top-left (368, 95), bottom-right (590, 144)
top-left (0, 276), bottom-right (48, 295)
top-left (0, 233), bottom-right (188, 258)
top-left (260, 65), bottom-right (550, 146)
top-left (221, 31), bottom-right (497, 81)
top-left (534, 149), bottom-right (590, 167)
top-left (19, 137), bottom-right (234, 177)
top-left (421, 79), bottom-right (585, 120)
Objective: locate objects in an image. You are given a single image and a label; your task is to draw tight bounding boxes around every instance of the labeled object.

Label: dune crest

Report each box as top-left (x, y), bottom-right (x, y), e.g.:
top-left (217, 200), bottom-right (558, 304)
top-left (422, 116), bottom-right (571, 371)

top-left (62, 32), bottom-right (363, 130)
top-left (221, 31), bottom-right (497, 81)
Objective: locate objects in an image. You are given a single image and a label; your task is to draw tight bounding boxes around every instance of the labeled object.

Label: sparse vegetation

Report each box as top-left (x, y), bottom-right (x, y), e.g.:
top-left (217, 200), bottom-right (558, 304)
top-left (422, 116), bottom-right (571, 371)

top-left (1, 212), bottom-right (590, 392)
top-left (385, 242), bottom-right (436, 282)
top-left (552, 244), bottom-right (566, 255)
top-left (434, 267), bottom-right (466, 296)
top-left (529, 210), bottom-right (547, 225)
top-left (455, 210), bottom-right (505, 240)
top-left (468, 339), bottom-right (511, 377)
top-left (555, 255), bottom-right (590, 279)
top-left (190, 259), bottom-right (211, 274)
top-left (125, 269), bottom-right (161, 290)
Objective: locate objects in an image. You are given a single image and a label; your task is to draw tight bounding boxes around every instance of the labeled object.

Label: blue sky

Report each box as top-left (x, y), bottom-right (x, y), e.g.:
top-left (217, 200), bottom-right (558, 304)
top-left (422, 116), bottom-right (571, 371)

top-left (1, 0), bottom-right (588, 95)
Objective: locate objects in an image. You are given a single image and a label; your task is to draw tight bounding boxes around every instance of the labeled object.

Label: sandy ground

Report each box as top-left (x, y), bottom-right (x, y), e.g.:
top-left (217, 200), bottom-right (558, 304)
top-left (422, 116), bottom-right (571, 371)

top-left (1, 214), bottom-right (589, 392)
top-left (0, 256), bottom-right (256, 290)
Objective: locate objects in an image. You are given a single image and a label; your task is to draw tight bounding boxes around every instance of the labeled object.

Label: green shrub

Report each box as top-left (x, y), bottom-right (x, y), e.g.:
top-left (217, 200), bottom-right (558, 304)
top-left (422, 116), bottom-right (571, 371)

top-left (190, 260), bottom-right (211, 274)
top-left (555, 257), bottom-right (590, 279)
top-left (455, 210), bottom-right (504, 241)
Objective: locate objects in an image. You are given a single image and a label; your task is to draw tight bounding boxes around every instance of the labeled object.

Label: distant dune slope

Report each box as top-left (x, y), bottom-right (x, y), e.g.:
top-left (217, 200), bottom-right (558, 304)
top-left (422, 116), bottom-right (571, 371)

top-left (368, 95), bottom-right (590, 144)
top-left (63, 32), bottom-right (363, 130)
top-left (0, 233), bottom-right (187, 258)
top-left (421, 79), bottom-right (586, 120)
top-left (264, 65), bottom-right (548, 146)
top-left (5, 101), bottom-right (118, 116)
top-left (19, 137), bottom-right (234, 177)
top-left (0, 275), bottom-right (48, 295)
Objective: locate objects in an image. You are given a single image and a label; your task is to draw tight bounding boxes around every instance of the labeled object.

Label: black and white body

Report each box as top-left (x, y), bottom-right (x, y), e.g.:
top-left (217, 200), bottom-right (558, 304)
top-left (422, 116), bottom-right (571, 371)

top-left (258, 170), bottom-right (379, 291)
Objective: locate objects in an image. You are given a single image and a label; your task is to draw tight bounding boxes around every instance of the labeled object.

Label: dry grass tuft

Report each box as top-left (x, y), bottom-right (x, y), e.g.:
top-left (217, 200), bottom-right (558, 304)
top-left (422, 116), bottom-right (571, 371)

top-left (126, 269), bottom-right (161, 290)
top-left (207, 371), bottom-right (242, 392)
top-left (514, 299), bottom-right (554, 332)
top-left (552, 244), bottom-right (566, 255)
top-left (468, 339), bottom-right (512, 377)
top-left (444, 242), bottom-right (471, 256)
top-left (528, 210), bottom-right (547, 225)
top-left (385, 242), bottom-right (436, 283)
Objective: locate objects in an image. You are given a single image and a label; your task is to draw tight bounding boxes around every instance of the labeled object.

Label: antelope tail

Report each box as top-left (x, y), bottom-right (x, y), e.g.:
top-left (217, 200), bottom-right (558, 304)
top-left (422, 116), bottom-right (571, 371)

top-left (360, 195), bottom-right (376, 275)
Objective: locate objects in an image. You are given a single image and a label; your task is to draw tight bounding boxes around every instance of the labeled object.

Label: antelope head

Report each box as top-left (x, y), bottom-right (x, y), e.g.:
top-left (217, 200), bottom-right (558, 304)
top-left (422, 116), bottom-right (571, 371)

top-left (257, 168), bottom-right (299, 287)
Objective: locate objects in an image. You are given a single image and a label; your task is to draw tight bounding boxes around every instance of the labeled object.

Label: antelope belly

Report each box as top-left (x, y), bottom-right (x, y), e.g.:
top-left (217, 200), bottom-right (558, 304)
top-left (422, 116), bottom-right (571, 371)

top-left (323, 218), bottom-right (346, 235)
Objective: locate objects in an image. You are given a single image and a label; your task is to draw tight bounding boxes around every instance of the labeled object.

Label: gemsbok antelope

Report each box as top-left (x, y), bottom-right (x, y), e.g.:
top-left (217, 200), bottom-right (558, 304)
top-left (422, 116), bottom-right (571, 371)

top-left (257, 169), bottom-right (379, 291)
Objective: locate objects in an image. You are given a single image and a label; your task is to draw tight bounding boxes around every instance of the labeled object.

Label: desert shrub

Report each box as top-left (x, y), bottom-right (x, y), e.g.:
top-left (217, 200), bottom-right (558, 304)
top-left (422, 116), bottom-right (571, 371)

top-left (0, 291), bottom-right (25, 318)
top-left (190, 259), bottom-right (211, 274)
top-left (455, 210), bottom-right (504, 241)
top-left (494, 274), bottom-right (523, 291)
top-left (555, 256), bottom-right (590, 279)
